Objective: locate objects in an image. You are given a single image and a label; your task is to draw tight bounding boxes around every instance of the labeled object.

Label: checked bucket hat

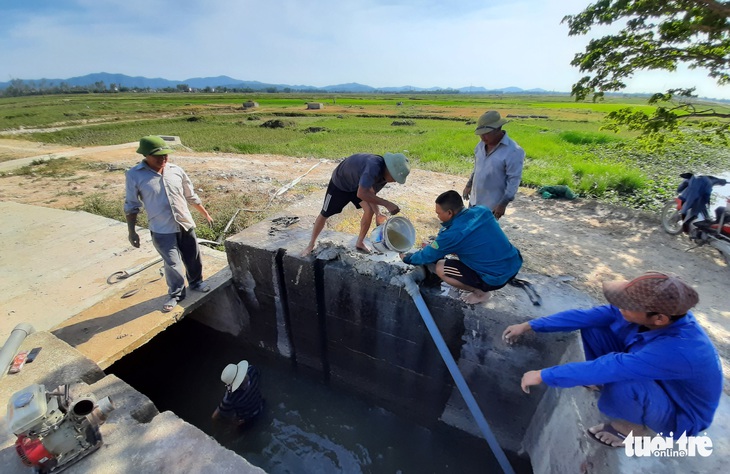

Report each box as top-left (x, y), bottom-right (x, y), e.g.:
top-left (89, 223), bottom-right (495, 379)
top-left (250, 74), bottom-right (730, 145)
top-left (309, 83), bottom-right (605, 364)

top-left (602, 271), bottom-right (699, 316)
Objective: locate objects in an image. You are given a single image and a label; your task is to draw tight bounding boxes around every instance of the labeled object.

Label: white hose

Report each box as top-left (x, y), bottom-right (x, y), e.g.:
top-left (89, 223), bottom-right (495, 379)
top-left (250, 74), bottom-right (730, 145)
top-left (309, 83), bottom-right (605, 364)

top-left (0, 323), bottom-right (35, 382)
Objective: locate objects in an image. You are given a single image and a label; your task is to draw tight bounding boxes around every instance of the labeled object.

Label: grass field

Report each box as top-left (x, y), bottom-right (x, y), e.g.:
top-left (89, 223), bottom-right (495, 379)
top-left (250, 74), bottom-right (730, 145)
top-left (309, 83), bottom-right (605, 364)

top-left (2, 92), bottom-right (729, 210)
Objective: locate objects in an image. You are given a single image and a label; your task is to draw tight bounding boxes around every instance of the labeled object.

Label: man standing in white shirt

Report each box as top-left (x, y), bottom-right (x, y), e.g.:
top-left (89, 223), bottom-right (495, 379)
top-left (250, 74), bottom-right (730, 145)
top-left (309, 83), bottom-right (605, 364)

top-left (462, 111), bottom-right (525, 220)
top-left (124, 136), bottom-right (213, 312)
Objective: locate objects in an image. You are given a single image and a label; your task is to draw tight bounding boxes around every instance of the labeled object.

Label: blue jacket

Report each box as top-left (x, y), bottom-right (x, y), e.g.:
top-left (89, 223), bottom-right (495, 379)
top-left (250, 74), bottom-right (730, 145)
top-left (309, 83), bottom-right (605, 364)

top-left (402, 206), bottom-right (522, 286)
top-left (531, 305), bottom-right (722, 436)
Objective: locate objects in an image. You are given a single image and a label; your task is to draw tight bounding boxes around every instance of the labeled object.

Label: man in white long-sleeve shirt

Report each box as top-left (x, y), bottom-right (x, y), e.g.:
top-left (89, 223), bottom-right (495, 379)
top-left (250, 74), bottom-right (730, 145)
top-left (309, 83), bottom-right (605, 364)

top-left (124, 135), bottom-right (213, 312)
top-left (462, 111), bottom-right (525, 220)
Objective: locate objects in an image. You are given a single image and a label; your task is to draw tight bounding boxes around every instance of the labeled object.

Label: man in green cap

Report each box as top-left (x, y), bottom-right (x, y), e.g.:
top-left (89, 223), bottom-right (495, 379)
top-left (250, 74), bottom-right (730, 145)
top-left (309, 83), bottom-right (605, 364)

top-left (124, 136), bottom-right (213, 312)
top-left (301, 152), bottom-right (410, 256)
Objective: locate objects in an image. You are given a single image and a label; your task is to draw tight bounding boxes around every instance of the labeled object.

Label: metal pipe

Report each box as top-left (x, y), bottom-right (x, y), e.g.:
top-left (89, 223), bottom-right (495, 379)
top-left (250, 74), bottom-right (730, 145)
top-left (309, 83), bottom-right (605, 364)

top-left (0, 323), bottom-right (35, 382)
top-left (403, 269), bottom-right (514, 474)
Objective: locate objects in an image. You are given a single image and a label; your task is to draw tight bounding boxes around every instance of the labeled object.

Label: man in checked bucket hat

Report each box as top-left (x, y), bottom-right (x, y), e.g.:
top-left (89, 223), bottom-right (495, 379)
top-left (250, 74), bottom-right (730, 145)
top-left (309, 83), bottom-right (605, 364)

top-left (301, 152), bottom-right (410, 256)
top-left (212, 360), bottom-right (265, 426)
top-left (502, 271), bottom-right (722, 447)
top-left (463, 110), bottom-right (524, 220)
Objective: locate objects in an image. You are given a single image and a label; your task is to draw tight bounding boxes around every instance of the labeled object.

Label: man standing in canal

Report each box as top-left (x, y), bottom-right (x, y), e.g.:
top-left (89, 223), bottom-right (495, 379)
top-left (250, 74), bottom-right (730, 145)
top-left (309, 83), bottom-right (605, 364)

top-left (124, 135), bottom-right (213, 313)
top-left (301, 152), bottom-right (411, 256)
top-left (462, 111), bottom-right (525, 220)
top-left (213, 360), bottom-right (265, 426)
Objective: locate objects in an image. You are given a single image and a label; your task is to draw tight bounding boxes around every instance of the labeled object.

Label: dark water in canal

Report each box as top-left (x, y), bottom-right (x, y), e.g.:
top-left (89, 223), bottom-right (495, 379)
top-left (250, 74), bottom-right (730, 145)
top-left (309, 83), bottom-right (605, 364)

top-left (108, 318), bottom-right (523, 473)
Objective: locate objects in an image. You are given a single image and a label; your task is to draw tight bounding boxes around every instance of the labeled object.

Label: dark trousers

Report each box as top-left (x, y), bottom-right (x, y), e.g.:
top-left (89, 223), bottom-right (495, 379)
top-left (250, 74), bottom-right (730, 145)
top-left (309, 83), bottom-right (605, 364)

top-left (581, 326), bottom-right (677, 435)
top-left (151, 227), bottom-right (203, 300)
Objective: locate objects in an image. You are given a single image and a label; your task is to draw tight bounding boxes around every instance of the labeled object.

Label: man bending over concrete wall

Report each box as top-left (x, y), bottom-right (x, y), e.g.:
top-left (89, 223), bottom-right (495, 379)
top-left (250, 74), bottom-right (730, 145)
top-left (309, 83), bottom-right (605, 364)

top-left (301, 152), bottom-right (410, 256)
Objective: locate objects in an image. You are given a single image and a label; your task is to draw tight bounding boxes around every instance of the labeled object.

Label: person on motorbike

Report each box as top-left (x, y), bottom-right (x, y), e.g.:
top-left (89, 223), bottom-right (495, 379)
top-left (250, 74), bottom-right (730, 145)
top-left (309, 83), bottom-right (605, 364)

top-left (677, 174), bottom-right (727, 227)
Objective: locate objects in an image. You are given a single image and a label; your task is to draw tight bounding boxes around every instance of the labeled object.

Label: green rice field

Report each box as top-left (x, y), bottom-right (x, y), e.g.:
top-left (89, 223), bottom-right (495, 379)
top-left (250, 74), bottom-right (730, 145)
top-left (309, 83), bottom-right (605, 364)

top-left (2, 92), bottom-right (729, 210)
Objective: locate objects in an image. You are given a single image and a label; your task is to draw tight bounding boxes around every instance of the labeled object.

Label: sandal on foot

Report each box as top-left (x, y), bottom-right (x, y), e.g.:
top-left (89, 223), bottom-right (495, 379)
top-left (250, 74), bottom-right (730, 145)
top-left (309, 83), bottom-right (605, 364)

top-left (161, 297), bottom-right (178, 313)
top-left (586, 423), bottom-right (627, 448)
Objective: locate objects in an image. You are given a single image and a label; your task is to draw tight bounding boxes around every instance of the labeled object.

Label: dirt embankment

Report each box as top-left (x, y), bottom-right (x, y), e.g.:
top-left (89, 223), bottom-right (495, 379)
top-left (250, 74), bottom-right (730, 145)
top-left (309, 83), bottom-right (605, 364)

top-left (1, 139), bottom-right (728, 392)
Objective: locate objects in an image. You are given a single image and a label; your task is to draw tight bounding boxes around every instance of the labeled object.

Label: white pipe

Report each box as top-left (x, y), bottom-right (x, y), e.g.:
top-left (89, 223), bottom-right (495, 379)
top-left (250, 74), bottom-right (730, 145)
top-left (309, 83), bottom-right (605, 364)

top-left (403, 268), bottom-right (515, 474)
top-left (0, 323), bottom-right (35, 382)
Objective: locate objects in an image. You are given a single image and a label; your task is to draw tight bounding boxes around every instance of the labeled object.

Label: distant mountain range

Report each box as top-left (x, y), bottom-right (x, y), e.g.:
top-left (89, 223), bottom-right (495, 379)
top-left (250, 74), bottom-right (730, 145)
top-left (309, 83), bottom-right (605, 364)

top-left (0, 72), bottom-right (557, 94)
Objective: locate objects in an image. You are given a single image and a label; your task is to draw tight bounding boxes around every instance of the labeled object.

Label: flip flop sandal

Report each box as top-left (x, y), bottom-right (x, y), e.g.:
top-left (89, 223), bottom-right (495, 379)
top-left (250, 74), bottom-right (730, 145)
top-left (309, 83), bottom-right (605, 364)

top-left (586, 423), bottom-right (627, 448)
top-left (161, 297), bottom-right (178, 313)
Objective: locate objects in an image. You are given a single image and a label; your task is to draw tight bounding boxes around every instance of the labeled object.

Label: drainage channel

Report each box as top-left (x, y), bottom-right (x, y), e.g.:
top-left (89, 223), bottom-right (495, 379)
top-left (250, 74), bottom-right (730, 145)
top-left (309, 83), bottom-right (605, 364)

top-left (107, 316), bottom-right (531, 473)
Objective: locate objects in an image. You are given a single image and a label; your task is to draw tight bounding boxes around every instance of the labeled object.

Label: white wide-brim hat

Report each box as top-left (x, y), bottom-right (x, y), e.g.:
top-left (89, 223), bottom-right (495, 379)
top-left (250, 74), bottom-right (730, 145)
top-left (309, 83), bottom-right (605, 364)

top-left (220, 360), bottom-right (249, 391)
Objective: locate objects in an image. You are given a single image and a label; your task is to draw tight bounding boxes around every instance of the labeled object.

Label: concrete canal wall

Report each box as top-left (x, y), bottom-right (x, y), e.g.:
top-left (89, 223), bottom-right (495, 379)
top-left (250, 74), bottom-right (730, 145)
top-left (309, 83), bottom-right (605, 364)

top-left (213, 219), bottom-right (594, 455)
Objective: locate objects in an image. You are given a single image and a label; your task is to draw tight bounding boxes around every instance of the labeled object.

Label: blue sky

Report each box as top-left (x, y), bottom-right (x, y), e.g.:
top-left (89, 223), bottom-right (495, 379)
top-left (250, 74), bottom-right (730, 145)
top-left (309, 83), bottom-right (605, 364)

top-left (1, 0), bottom-right (728, 99)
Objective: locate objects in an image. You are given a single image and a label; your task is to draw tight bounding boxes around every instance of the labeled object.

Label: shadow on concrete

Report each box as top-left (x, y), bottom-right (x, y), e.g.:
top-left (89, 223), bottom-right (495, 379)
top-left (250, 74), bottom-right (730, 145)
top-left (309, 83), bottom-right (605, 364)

top-left (50, 265), bottom-right (231, 356)
top-left (51, 295), bottom-right (173, 347)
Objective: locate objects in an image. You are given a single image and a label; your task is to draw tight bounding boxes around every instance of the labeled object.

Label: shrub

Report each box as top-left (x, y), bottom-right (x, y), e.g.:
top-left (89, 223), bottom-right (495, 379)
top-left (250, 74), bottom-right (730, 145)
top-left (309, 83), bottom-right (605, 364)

top-left (77, 193), bottom-right (131, 224)
top-left (559, 131), bottom-right (617, 145)
top-left (260, 119), bottom-right (296, 129)
top-left (304, 127), bottom-right (329, 133)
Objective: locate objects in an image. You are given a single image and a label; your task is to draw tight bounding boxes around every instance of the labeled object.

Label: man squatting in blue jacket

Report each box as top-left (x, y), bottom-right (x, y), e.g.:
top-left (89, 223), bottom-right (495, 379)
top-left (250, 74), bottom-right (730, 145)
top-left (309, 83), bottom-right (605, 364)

top-left (502, 272), bottom-right (722, 447)
top-left (400, 190), bottom-right (522, 304)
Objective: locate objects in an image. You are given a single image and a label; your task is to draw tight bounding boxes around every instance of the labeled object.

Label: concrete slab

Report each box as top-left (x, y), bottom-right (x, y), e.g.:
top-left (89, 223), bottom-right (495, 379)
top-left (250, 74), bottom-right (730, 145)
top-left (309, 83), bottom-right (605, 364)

top-left (0, 331), bottom-right (105, 403)
top-left (524, 377), bottom-right (730, 473)
top-left (51, 265), bottom-right (231, 369)
top-left (0, 200), bottom-right (230, 368)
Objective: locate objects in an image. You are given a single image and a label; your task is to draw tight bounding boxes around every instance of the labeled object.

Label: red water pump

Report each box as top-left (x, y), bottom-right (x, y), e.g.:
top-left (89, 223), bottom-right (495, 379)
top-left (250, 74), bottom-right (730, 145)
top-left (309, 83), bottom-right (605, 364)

top-left (7, 384), bottom-right (114, 473)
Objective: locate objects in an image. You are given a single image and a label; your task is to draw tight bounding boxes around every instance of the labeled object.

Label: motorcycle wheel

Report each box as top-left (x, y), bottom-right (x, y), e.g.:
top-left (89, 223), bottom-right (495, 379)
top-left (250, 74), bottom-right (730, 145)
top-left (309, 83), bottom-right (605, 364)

top-left (660, 199), bottom-right (684, 235)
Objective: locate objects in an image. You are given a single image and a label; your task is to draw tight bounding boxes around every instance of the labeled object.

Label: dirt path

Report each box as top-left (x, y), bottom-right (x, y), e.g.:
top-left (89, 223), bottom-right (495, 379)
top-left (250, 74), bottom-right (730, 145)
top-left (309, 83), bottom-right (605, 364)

top-left (1, 139), bottom-right (728, 392)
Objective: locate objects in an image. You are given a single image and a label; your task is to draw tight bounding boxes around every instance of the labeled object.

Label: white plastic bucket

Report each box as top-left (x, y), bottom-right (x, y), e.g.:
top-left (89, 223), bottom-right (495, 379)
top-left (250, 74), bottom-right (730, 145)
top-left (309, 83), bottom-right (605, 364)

top-left (370, 216), bottom-right (416, 253)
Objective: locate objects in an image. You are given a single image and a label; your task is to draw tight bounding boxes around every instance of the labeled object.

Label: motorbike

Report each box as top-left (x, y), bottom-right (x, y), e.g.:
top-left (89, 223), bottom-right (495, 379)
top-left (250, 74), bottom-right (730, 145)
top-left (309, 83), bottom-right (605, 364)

top-left (660, 173), bottom-right (730, 264)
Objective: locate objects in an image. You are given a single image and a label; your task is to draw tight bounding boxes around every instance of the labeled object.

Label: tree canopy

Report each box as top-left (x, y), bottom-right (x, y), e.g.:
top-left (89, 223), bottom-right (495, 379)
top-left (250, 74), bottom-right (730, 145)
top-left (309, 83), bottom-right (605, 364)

top-left (564, 0), bottom-right (730, 144)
